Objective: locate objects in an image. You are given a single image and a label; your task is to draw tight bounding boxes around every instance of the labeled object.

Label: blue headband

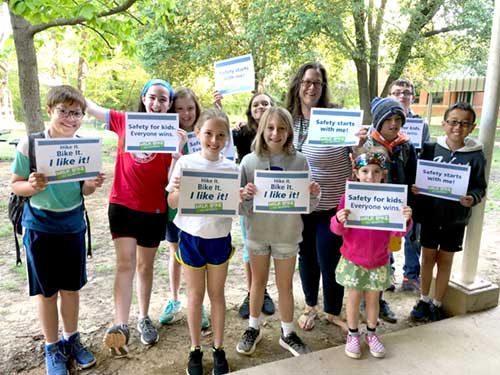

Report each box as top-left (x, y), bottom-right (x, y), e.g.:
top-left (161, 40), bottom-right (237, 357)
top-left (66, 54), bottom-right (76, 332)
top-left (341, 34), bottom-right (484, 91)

top-left (141, 79), bottom-right (175, 101)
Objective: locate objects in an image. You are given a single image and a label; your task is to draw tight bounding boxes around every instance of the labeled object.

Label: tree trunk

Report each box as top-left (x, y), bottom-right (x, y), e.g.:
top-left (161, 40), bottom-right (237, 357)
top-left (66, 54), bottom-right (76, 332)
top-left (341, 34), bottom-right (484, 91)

top-left (77, 56), bottom-right (87, 93)
top-left (354, 59), bottom-right (371, 125)
top-left (8, 8), bottom-right (44, 134)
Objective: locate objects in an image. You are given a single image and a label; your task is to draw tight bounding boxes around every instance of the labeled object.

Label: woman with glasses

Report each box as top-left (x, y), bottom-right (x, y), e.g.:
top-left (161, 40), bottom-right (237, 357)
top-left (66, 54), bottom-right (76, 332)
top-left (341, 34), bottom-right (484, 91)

top-left (285, 62), bottom-right (365, 332)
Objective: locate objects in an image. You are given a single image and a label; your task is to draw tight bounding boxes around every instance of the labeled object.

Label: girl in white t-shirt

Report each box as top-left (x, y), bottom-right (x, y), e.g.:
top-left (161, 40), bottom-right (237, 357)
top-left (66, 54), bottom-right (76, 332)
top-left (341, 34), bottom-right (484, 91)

top-left (167, 108), bottom-right (241, 375)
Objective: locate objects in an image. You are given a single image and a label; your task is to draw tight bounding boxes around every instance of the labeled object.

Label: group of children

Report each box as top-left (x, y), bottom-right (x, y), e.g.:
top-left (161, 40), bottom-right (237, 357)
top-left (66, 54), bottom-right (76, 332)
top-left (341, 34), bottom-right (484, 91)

top-left (10, 70), bottom-right (487, 375)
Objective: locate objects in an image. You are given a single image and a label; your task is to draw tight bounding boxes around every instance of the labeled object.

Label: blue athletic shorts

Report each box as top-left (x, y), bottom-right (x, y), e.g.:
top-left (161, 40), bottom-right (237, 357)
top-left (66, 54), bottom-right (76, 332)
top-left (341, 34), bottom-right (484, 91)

top-left (24, 228), bottom-right (87, 297)
top-left (176, 231), bottom-right (233, 268)
top-left (108, 203), bottom-right (167, 248)
top-left (165, 220), bottom-right (180, 243)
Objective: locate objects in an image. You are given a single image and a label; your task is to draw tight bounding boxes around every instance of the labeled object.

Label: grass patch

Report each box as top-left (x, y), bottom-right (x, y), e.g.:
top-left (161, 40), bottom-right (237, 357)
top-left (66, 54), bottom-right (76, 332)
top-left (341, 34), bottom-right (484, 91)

top-left (0, 224), bottom-right (12, 238)
top-left (11, 263), bottom-right (27, 279)
top-left (0, 281), bottom-right (20, 292)
top-left (95, 264), bottom-right (114, 274)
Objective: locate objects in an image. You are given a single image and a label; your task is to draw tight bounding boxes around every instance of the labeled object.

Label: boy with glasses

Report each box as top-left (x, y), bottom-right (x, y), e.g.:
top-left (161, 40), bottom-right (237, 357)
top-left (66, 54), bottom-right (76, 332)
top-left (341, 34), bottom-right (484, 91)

top-left (410, 102), bottom-right (486, 321)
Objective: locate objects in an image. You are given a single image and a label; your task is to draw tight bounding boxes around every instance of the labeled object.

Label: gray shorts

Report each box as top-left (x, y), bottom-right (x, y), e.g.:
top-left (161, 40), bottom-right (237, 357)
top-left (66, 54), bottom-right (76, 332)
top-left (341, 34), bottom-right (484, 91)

top-left (247, 239), bottom-right (299, 260)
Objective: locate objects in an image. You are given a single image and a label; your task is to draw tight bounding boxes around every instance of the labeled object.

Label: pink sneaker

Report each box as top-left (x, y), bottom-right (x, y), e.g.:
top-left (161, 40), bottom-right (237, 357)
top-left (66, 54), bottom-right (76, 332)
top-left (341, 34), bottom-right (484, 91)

top-left (365, 333), bottom-right (386, 358)
top-left (345, 334), bottom-right (361, 359)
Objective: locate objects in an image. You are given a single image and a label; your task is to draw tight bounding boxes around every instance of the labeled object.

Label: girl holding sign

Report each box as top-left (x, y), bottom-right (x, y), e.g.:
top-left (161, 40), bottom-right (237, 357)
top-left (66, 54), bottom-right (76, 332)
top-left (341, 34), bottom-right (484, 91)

top-left (237, 107), bottom-right (320, 357)
top-left (331, 146), bottom-right (412, 359)
top-left (167, 108), bottom-right (240, 375)
top-left (85, 79), bottom-right (178, 356)
top-left (286, 62), bottom-right (367, 332)
top-left (214, 91), bottom-right (277, 319)
top-left (159, 88), bottom-right (211, 329)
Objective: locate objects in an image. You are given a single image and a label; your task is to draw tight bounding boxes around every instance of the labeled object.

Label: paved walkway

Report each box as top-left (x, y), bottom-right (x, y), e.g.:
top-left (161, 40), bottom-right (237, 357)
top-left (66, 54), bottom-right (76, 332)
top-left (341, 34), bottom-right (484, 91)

top-left (233, 307), bottom-right (500, 375)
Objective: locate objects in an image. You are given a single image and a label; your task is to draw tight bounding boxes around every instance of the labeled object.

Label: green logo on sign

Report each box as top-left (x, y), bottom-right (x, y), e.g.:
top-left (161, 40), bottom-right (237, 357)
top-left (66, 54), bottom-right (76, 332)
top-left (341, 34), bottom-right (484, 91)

top-left (56, 166), bottom-right (86, 179)
top-left (195, 202), bottom-right (223, 213)
top-left (268, 201), bottom-right (295, 210)
top-left (360, 215), bottom-right (390, 225)
top-left (139, 141), bottom-right (164, 150)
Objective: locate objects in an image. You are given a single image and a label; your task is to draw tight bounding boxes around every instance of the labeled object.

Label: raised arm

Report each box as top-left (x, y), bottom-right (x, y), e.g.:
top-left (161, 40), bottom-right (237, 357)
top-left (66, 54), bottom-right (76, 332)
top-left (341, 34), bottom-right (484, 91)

top-left (85, 98), bottom-right (108, 123)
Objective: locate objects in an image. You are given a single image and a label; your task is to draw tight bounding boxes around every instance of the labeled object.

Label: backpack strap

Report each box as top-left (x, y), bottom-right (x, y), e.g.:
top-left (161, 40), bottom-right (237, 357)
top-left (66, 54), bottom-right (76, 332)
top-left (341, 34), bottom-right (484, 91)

top-left (79, 180), bottom-right (92, 259)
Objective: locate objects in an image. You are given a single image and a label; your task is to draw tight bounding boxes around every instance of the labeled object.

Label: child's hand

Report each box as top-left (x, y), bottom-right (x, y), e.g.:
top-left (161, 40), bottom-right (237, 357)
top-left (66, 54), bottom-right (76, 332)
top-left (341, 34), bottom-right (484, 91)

top-left (336, 208), bottom-right (350, 224)
top-left (177, 128), bottom-right (188, 150)
top-left (29, 172), bottom-right (48, 192)
top-left (234, 121), bottom-right (247, 131)
top-left (402, 205), bottom-right (412, 221)
top-left (213, 90), bottom-right (223, 110)
top-left (309, 181), bottom-right (320, 196)
top-left (85, 173), bottom-right (106, 189)
top-left (171, 176), bottom-right (181, 191)
top-left (411, 184), bottom-right (420, 195)
top-left (240, 183), bottom-right (257, 200)
top-left (460, 195), bottom-right (474, 207)
top-left (355, 126), bottom-right (369, 146)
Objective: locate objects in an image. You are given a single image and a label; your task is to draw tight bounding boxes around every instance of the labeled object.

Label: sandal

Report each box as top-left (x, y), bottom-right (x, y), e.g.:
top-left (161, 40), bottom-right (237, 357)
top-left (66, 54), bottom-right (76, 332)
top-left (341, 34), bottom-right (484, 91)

top-left (297, 307), bottom-right (317, 331)
top-left (325, 313), bottom-right (348, 334)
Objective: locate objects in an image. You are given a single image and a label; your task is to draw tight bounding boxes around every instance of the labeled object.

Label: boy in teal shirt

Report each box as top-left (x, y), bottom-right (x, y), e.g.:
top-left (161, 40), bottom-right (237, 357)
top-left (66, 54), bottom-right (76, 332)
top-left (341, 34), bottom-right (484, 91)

top-left (11, 85), bottom-right (105, 375)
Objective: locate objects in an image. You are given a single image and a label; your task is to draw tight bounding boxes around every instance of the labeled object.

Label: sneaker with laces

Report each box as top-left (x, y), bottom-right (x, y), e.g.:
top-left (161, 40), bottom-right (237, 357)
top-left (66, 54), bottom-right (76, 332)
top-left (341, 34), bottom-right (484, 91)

top-left (103, 324), bottom-right (130, 358)
top-left (236, 327), bottom-right (262, 355)
top-left (62, 332), bottom-right (96, 369)
top-left (402, 277), bottom-right (420, 292)
top-left (159, 299), bottom-right (182, 325)
top-left (410, 299), bottom-right (431, 321)
top-left (365, 333), bottom-right (386, 358)
top-left (429, 303), bottom-right (446, 322)
top-left (279, 330), bottom-right (312, 356)
top-left (186, 347), bottom-right (203, 375)
top-left (212, 347), bottom-right (230, 375)
top-left (45, 341), bottom-right (68, 375)
top-left (201, 304), bottom-right (211, 330)
top-left (262, 289), bottom-right (276, 315)
top-left (238, 293), bottom-right (250, 319)
top-left (345, 334), bottom-right (361, 359)
top-left (137, 316), bottom-right (159, 345)
top-left (379, 299), bottom-right (397, 323)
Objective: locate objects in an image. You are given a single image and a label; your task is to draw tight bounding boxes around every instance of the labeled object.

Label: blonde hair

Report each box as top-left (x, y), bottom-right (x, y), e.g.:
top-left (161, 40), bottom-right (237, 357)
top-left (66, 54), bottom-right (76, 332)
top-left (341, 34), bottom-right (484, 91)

top-left (253, 107), bottom-right (295, 156)
top-left (195, 108), bottom-right (230, 135)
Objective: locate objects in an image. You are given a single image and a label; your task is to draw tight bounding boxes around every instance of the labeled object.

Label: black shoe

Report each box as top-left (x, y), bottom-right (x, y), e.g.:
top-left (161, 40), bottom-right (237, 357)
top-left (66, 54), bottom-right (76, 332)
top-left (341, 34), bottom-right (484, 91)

top-left (279, 330), bottom-right (312, 356)
top-left (212, 347), bottom-right (229, 375)
top-left (186, 347), bottom-right (203, 375)
top-left (238, 293), bottom-right (250, 319)
top-left (379, 299), bottom-right (397, 323)
top-left (262, 289), bottom-right (276, 315)
top-left (429, 303), bottom-right (446, 322)
top-left (410, 299), bottom-right (431, 321)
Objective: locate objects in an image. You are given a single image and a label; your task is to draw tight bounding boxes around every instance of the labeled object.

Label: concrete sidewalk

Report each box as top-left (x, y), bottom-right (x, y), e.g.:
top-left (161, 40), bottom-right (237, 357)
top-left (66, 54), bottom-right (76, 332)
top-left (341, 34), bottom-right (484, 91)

top-left (233, 307), bottom-right (500, 375)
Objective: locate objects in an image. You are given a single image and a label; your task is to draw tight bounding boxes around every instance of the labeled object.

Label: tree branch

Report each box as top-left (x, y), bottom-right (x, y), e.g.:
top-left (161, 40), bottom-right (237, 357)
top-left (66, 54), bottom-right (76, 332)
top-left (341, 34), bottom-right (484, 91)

top-left (79, 23), bottom-right (113, 49)
top-left (30, 0), bottom-right (138, 34)
top-left (422, 26), bottom-right (462, 38)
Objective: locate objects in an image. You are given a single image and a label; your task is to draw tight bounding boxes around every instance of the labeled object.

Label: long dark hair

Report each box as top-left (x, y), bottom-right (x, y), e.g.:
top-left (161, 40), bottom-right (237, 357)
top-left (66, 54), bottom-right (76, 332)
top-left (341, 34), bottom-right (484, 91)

top-left (285, 62), bottom-right (331, 119)
top-left (241, 92), bottom-right (274, 137)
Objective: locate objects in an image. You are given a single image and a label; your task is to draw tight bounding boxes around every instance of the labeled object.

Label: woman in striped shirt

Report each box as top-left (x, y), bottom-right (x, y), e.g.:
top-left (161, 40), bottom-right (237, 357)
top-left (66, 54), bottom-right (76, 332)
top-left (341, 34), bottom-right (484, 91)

top-left (286, 62), bottom-right (364, 332)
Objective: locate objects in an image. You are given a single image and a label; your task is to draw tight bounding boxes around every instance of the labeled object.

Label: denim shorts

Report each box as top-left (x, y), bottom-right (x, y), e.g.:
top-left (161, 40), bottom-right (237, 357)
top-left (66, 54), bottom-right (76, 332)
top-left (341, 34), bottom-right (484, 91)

top-left (247, 239), bottom-right (299, 260)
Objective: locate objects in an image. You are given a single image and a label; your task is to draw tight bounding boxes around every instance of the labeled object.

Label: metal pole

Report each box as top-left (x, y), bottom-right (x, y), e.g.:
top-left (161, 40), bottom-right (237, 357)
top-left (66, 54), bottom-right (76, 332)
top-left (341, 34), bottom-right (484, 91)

top-left (459, 0), bottom-right (500, 284)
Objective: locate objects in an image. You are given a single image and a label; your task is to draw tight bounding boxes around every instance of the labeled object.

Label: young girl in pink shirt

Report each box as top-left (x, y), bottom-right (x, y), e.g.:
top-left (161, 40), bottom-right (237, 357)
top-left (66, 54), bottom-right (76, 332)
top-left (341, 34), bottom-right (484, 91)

top-left (330, 146), bottom-right (412, 359)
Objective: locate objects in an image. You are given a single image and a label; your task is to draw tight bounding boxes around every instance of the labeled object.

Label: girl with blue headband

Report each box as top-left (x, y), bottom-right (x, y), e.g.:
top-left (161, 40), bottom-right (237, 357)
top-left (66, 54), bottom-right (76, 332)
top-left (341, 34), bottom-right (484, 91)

top-left (330, 146), bottom-right (412, 360)
top-left (85, 79), bottom-right (182, 357)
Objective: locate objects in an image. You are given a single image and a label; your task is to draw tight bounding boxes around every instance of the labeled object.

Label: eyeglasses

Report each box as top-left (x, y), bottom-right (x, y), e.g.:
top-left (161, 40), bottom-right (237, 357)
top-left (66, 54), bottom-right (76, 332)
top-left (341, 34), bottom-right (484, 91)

top-left (301, 80), bottom-right (324, 88)
top-left (55, 107), bottom-right (84, 119)
top-left (445, 119), bottom-right (473, 128)
top-left (390, 90), bottom-right (413, 97)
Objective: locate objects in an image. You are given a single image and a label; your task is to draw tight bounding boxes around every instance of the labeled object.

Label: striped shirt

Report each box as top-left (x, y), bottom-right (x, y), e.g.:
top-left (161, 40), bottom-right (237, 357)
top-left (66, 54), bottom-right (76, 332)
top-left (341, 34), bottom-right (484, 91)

top-left (293, 117), bottom-right (352, 210)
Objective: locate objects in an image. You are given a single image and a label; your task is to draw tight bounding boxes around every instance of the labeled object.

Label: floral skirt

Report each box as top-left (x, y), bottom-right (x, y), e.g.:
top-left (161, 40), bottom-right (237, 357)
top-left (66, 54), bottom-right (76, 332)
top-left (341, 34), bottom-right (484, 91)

top-left (335, 256), bottom-right (391, 291)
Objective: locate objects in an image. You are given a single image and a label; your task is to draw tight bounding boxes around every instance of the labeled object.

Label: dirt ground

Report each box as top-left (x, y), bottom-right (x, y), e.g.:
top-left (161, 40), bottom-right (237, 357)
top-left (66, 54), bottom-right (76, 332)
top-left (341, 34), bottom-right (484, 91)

top-left (0, 159), bottom-right (499, 375)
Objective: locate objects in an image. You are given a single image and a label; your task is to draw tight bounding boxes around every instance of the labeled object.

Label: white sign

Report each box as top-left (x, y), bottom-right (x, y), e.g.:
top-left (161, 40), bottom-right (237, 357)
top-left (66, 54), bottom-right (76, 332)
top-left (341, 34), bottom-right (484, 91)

top-left (415, 159), bottom-right (471, 201)
top-left (307, 108), bottom-right (363, 147)
top-left (186, 131), bottom-right (235, 160)
top-left (125, 112), bottom-right (179, 153)
top-left (214, 54), bottom-right (255, 95)
top-left (178, 169), bottom-right (241, 216)
top-left (401, 118), bottom-right (424, 149)
top-left (35, 138), bottom-right (102, 184)
top-left (253, 170), bottom-right (310, 214)
top-left (345, 181), bottom-right (407, 231)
